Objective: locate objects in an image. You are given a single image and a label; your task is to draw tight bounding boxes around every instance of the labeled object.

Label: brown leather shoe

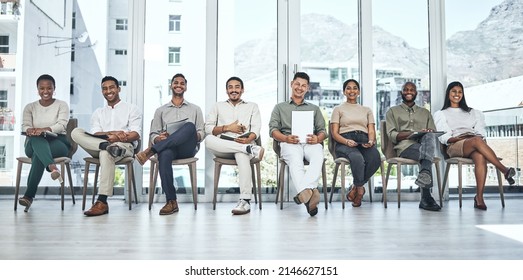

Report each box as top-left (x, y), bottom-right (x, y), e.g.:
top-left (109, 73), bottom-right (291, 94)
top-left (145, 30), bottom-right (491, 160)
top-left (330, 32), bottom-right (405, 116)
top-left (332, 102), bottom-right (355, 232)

top-left (136, 147), bottom-right (155, 166)
top-left (352, 187), bottom-right (366, 207)
top-left (346, 185), bottom-right (356, 202)
top-left (306, 188), bottom-right (320, 216)
top-left (84, 201), bottom-right (109, 216)
top-left (159, 199), bottom-right (179, 215)
top-left (293, 189), bottom-right (313, 205)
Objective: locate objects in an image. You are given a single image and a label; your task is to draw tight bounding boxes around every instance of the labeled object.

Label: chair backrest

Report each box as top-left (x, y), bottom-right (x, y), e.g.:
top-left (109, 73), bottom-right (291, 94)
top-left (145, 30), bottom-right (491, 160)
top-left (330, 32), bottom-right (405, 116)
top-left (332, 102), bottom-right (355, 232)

top-left (379, 120), bottom-right (396, 159)
top-left (272, 138), bottom-right (281, 157)
top-left (134, 138), bottom-right (142, 155)
top-left (327, 121), bottom-right (336, 158)
top-left (439, 142), bottom-right (450, 160)
top-left (66, 118), bottom-right (78, 158)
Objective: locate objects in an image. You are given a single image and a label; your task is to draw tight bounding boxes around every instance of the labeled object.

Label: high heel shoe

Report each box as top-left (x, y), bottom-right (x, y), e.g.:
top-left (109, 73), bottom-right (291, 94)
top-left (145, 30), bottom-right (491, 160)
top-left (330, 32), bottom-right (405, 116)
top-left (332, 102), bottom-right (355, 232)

top-left (474, 196), bottom-right (487, 211)
top-left (18, 196), bottom-right (33, 212)
top-left (504, 167), bottom-right (516, 185)
top-left (50, 169), bottom-right (63, 184)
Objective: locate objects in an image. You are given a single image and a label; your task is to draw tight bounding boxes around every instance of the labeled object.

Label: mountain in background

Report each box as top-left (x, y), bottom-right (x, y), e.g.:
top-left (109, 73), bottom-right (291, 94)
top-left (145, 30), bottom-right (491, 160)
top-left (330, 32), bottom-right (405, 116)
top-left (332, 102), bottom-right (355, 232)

top-left (235, 0), bottom-right (522, 87)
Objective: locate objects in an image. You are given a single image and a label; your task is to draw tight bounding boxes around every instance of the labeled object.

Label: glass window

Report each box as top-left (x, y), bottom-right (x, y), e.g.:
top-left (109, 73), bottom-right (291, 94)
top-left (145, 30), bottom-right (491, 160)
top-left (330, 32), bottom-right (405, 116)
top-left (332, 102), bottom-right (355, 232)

top-left (169, 15), bottom-right (181, 32)
top-left (144, 0), bottom-right (207, 195)
top-left (216, 0), bottom-right (278, 195)
top-left (372, 0), bottom-right (430, 190)
top-left (168, 47), bottom-right (181, 64)
top-left (0, 145), bottom-right (5, 169)
top-left (115, 19), bottom-right (128, 30)
top-left (0, 90), bottom-right (7, 108)
top-left (446, 0), bottom-right (521, 187)
top-left (115, 49), bottom-right (127, 55)
top-left (0, 35), bottom-right (9, 53)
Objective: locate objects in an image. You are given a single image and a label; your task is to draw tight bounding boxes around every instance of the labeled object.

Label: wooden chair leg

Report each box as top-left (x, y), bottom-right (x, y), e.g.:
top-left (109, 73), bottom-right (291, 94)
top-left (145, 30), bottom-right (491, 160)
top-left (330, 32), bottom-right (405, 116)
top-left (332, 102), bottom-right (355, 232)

top-left (434, 162), bottom-right (442, 207)
top-left (82, 162), bottom-right (90, 210)
top-left (255, 162), bottom-right (262, 210)
top-left (14, 160), bottom-right (23, 211)
top-left (279, 162), bottom-right (286, 210)
top-left (60, 162), bottom-right (66, 210)
top-left (127, 163), bottom-right (133, 210)
top-left (496, 169), bottom-right (505, 207)
top-left (442, 163), bottom-right (451, 208)
top-left (92, 165), bottom-right (100, 205)
top-left (189, 162), bottom-right (198, 210)
top-left (458, 162), bottom-right (463, 208)
top-left (397, 163), bottom-right (402, 208)
top-left (64, 163), bottom-right (75, 205)
top-left (340, 163), bottom-right (346, 209)
top-left (329, 163), bottom-right (339, 204)
top-left (322, 161), bottom-right (328, 210)
top-left (383, 163), bottom-right (393, 208)
top-left (213, 162), bottom-right (222, 210)
top-left (250, 164), bottom-right (257, 205)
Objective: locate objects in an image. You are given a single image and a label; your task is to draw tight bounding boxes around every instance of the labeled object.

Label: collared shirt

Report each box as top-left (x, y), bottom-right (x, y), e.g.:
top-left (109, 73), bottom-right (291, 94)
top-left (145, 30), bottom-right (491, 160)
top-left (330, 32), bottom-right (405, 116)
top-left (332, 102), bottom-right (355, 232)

top-left (269, 99), bottom-right (326, 138)
top-left (204, 99), bottom-right (261, 140)
top-left (150, 99), bottom-right (204, 143)
top-left (90, 100), bottom-right (142, 147)
top-left (385, 103), bottom-right (436, 155)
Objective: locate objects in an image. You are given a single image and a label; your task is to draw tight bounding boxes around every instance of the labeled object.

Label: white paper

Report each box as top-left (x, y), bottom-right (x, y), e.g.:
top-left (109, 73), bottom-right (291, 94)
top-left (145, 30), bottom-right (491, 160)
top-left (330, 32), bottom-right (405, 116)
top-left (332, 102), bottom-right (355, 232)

top-left (292, 111), bottom-right (314, 143)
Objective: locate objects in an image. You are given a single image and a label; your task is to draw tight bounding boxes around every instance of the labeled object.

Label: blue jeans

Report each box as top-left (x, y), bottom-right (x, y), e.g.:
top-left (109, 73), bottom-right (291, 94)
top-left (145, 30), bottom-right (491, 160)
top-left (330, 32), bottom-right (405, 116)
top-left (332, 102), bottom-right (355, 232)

top-left (335, 131), bottom-right (381, 186)
top-left (152, 122), bottom-right (198, 200)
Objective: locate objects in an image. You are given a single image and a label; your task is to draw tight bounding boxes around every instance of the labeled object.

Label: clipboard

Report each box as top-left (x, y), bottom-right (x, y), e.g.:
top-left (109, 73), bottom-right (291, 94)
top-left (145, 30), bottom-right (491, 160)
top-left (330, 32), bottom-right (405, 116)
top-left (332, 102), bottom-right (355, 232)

top-left (291, 111), bottom-right (314, 143)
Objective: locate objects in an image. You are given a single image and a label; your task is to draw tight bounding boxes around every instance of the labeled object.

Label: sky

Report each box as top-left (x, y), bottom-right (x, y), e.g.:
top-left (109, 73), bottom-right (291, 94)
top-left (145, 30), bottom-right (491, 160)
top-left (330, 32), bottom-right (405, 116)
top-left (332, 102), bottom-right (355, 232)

top-left (233, 0), bottom-right (505, 49)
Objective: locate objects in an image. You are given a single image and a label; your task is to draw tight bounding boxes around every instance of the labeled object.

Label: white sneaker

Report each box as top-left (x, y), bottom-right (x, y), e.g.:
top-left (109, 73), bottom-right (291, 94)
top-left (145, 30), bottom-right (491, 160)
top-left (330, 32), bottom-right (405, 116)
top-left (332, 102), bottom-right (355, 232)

top-left (231, 199), bottom-right (251, 215)
top-left (249, 145), bottom-right (264, 161)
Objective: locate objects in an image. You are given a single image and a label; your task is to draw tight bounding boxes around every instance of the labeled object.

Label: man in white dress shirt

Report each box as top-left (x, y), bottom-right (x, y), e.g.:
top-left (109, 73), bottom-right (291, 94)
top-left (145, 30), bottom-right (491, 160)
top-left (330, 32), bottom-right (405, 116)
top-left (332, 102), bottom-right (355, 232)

top-left (205, 76), bottom-right (264, 215)
top-left (72, 76), bottom-right (142, 216)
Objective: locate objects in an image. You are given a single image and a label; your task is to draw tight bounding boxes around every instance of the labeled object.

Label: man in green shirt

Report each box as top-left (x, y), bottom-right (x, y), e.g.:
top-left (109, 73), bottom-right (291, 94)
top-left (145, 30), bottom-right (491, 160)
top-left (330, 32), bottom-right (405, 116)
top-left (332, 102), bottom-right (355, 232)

top-left (385, 81), bottom-right (441, 211)
top-left (269, 72), bottom-right (326, 216)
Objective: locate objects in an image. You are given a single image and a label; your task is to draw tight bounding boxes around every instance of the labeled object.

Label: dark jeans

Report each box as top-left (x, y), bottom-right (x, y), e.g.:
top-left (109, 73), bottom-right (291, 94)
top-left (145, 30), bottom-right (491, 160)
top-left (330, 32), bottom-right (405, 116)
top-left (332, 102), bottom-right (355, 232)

top-left (24, 135), bottom-right (70, 197)
top-left (335, 131), bottom-right (381, 186)
top-left (152, 122), bottom-right (198, 200)
top-left (399, 133), bottom-right (437, 188)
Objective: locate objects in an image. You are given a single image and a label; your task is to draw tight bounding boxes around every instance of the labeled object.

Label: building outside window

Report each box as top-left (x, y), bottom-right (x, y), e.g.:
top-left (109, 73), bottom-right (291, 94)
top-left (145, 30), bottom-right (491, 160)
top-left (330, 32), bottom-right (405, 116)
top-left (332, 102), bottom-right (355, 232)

top-left (119, 81), bottom-right (127, 87)
top-left (0, 90), bottom-right (7, 108)
top-left (116, 19), bottom-right (128, 30)
top-left (0, 145), bottom-right (5, 169)
top-left (169, 15), bottom-right (181, 32)
top-left (115, 49), bottom-right (127, 55)
top-left (0, 35), bottom-right (9, 53)
top-left (168, 47), bottom-right (181, 64)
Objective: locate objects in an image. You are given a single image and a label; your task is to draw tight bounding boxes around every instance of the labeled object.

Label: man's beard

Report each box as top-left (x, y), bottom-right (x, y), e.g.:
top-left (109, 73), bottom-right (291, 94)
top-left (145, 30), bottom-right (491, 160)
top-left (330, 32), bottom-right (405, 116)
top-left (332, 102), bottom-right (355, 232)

top-left (401, 93), bottom-right (417, 103)
top-left (172, 91), bottom-right (184, 97)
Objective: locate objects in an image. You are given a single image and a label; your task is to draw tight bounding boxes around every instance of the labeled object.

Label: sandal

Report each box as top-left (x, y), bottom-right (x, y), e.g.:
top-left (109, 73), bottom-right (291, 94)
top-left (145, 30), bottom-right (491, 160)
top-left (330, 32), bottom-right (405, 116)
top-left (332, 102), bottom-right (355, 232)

top-left (18, 196), bottom-right (33, 212)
